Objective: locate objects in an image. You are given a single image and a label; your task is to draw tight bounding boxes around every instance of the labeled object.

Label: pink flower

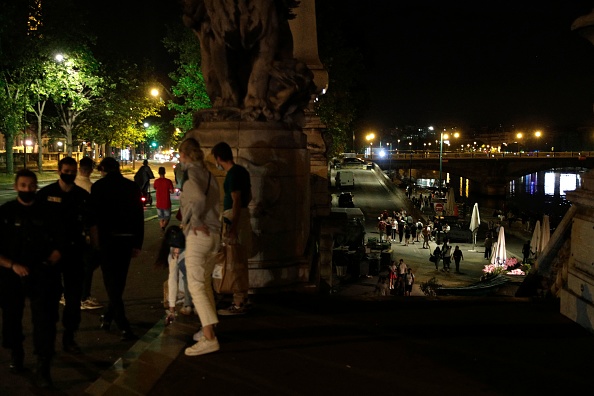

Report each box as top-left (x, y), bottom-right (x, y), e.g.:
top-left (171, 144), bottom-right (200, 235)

top-left (506, 268), bottom-right (525, 276)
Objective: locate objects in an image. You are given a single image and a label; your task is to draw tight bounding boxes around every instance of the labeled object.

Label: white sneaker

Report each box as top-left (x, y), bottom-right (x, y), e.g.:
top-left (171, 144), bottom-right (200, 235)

top-left (192, 328), bottom-right (203, 342)
top-left (185, 336), bottom-right (220, 356)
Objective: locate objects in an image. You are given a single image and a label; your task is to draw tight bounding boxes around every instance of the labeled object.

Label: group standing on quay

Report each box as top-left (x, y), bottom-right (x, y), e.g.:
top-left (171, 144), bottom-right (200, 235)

top-left (0, 137), bottom-right (252, 389)
top-left (374, 190), bottom-right (468, 296)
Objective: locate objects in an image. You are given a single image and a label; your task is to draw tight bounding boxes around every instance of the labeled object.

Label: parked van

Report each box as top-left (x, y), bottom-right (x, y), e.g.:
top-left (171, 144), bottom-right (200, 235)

top-left (335, 171), bottom-right (354, 188)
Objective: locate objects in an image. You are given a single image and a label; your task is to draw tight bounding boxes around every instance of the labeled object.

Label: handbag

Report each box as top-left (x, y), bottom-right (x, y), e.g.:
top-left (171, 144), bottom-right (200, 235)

top-left (211, 241), bottom-right (249, 295)
top-left (429, 254), bottom-right (436, 263)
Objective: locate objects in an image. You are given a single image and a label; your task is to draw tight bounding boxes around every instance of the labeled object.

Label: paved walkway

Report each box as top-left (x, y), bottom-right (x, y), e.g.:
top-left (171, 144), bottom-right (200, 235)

top-left (1, 182), bottom-right (588, 395)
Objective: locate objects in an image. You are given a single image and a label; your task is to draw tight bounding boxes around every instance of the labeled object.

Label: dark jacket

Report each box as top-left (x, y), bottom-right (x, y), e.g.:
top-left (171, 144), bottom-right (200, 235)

top-left (0, 200), bottom-right (57, 268)
top-left (91, 172), bottom-right (144, 249)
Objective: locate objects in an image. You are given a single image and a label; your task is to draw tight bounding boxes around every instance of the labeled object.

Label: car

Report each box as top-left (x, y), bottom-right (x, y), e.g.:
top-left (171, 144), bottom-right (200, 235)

top-left (338, 192), bottom-right (355, 208)
top-left (335, 171), bottom-right (354, 188)
top-left (342, 157), bottom-right (366, 168)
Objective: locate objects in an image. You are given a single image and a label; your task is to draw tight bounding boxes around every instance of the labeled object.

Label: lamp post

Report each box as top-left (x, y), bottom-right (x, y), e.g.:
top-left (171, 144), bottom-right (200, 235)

top-left (387, 142), bottom-right (392, 170)
top-left (535, 130), bottom-right (542, 154)
top-left (366, 133), bottom-right (375, 160)
top-left (409, 141), bottom-right (413, 182)
top-left (24, 139), bottom-right (32, 169)
top-left (439, 130), bottom-right (448, 194)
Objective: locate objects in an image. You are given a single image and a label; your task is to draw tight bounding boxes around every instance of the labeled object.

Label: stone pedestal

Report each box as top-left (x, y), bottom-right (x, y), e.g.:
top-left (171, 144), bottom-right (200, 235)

top-left (562, 170), bottom-right (594, 332)
top-left (186, 121), bottom-right (311, 290)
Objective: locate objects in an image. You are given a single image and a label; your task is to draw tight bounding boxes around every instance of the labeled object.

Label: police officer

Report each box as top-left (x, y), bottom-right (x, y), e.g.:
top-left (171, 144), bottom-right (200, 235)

top-left (37, 156), bottom-right (95, 354)
top-left (0, 169), bottom-right (62, 388)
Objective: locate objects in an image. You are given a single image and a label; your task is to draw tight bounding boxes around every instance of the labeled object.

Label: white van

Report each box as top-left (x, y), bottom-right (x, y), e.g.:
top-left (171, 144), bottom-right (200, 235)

top-left (335, 171), bottom-right (354, 188)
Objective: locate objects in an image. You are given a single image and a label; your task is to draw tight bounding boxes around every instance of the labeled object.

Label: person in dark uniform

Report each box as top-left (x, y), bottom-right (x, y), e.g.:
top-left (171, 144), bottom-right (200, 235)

top-left (134, 159), bottom-right (155, 197)
top-left (37, 156), bottom-right (95, 354)
top-left (91, 157), bottom-right (144, 340)
top-left (0, 169), bottom-right (62, 388)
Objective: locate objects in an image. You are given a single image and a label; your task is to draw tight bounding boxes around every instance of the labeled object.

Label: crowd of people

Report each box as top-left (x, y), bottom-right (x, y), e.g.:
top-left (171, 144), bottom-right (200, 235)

top-left (0, 138), bottom-right (252, 389)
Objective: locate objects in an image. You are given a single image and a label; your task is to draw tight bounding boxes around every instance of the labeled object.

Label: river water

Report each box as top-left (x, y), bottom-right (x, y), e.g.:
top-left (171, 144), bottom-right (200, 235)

top-left (450, 168), bottom-right (586, 230)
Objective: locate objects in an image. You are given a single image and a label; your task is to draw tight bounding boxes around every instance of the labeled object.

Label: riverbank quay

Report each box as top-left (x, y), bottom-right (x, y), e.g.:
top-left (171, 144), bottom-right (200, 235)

top-left (0, 218), bottom-right (590, 395)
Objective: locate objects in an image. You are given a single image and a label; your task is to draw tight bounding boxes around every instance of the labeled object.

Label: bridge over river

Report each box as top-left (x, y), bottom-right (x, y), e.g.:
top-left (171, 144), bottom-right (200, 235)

top-left (368, 151), bottom-right (594, 195)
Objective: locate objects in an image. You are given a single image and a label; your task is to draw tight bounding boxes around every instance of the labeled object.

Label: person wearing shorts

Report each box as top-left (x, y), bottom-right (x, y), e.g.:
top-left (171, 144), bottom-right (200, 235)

top-left (154, 167), bottom-right (174, 231)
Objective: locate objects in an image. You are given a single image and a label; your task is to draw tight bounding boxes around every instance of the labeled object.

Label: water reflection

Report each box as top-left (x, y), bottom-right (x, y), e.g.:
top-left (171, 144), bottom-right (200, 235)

top-left (453, 170), bottom-right (584, 230)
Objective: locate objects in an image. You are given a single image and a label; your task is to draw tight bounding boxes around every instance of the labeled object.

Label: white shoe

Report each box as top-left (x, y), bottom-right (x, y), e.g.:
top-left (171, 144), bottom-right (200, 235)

top-left (185, 336), bottom-right (220, 356)
top-left (193, 328), bottom-right (203, 342)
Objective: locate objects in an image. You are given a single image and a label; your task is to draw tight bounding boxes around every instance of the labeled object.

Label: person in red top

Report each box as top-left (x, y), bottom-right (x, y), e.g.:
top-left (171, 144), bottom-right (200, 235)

top-left (154, 167), bottom-right (175, 231)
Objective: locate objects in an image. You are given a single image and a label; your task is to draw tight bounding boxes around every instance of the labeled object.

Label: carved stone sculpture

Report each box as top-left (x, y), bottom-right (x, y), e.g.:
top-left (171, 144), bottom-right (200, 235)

top-left (182, 0), bottom-right (315, 127)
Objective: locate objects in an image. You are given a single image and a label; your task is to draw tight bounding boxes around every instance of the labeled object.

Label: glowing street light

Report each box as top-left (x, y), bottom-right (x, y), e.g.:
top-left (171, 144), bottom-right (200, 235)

top-left (366, 133), bottom-right (375, 160)
top-left (535, 130), bottom-right (542, 153)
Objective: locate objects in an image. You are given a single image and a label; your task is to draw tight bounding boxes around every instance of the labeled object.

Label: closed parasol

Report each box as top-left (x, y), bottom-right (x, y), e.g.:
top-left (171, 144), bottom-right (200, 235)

top-left (491, 226), bottom-right (507, 266)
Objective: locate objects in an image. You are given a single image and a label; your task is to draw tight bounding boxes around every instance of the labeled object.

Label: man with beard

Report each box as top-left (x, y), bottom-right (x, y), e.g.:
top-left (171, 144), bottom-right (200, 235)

top-left (37, 157), bottom-right (95, 354)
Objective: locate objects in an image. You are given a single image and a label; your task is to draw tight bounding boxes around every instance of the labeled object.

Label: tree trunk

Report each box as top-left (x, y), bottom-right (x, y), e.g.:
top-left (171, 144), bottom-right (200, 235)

top-left (5, 134), bottom-right (15, 175)
top-left (66, 127), bottom-right (73, 157)
top-left (36, 113), bottom-right (43, 172)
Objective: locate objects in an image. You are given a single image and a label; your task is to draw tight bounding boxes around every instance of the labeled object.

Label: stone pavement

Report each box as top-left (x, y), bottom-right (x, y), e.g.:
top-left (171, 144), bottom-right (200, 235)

top-left (2, 209), bottom-right (590, 395)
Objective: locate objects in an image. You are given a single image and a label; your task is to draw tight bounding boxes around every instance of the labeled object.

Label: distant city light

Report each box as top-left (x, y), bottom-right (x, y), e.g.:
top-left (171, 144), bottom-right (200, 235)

top-left (379, 150), bottom-right (386, 158)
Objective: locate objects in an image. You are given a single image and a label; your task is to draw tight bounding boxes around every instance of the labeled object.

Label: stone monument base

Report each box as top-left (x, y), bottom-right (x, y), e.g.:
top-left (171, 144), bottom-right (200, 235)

top-left (562, 169), bottom-right (594, 332)
top-left (186, 121), bottom-right (312, 290)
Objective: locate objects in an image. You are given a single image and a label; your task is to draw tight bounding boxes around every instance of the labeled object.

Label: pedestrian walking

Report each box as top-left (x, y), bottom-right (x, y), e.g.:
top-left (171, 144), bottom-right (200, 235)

top-left (154, 166), bottom-right (175, 231)
top-left (442, 242), bottom-right (452, 272)
top-left (432, 246), bottom-right (441, 270)
top-left (0, 170), bottom-right (62, 388)
top-left (404, 224), bottom-right (411, 246)
top-left (212, 141), bottom-right (252, 316)
top-left (377, 219), bottom-right (386, 242)
top-left (37, 157), bottom-right (95, 354)
top-left (75, 157), bottom-right (103, 312)
top-left (484, 234), bottom-right (493, 259)
top-left (385, 219), bottom-right (392, 242)
top-left (178, 138), bottom-right (222, 356)
top-left (422, 226), bottom-right (430, 249)
top-left (453, 245), bottom-right (464, 273)
top-left (404, 268), bottom-right (415, 296)
top-left (134, 159), bottom-right (155, 198)
top-left (522, 240), bottom-right (531, 263)
top-left (92, 157), bottom-right (144, 341)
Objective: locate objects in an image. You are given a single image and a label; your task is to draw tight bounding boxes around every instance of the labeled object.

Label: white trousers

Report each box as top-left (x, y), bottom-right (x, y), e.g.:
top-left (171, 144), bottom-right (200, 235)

top-left (184, 231), bottom-right (220, 327)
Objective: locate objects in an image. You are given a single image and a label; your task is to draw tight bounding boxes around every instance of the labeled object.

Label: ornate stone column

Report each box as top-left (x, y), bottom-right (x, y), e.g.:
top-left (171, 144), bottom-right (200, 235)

top-left (558, 11), bottom-right (594, 332)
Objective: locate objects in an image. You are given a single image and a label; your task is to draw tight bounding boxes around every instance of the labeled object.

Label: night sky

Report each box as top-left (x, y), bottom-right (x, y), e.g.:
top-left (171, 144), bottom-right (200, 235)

top-left (90, 1), bottom-right (594, 130)
top-left (358, 1), bottom-right (594, 130)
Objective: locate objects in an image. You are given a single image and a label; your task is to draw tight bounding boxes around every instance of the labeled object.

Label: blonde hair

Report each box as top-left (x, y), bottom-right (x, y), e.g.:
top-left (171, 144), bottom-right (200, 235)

top-left (179, 138), bottom-right (205, 164)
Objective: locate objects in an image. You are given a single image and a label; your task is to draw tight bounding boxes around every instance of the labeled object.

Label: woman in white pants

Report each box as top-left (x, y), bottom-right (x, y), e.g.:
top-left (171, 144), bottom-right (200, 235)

top-left (178, 138), bottom-right (222, 356)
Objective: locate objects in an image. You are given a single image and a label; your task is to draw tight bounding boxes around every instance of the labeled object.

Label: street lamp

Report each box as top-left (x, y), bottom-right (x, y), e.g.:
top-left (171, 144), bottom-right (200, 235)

top-left (535, 130), bottom-right (542, 153)
top-left (408, 141), bottom-right (413, 182)
top-left (387, 142), bottom-right (392, 170)
top-left (366, 133), bottom-right (375, 160)
top-left (439, 130), bottom-right (449, 194)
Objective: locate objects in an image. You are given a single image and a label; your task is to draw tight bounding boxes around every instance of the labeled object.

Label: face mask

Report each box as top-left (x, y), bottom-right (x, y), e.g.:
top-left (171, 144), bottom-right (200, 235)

top-left (18, 191), bottom-right (35, 203)
top-left (60, 173), bottom-right (76, 185)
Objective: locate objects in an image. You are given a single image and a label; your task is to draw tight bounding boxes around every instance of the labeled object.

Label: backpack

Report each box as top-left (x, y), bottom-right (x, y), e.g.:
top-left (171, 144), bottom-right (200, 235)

top-left (166, 225), bottom-right (185, 248)
top-left (417, 222), bottom-right (423, 230)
